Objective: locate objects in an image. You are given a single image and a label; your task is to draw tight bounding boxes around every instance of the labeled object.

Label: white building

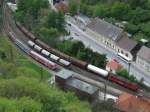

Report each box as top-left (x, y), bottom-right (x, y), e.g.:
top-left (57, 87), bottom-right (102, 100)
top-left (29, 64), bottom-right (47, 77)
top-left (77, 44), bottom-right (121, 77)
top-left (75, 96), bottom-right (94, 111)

top-left (136, 46), bottom-right (150, 72)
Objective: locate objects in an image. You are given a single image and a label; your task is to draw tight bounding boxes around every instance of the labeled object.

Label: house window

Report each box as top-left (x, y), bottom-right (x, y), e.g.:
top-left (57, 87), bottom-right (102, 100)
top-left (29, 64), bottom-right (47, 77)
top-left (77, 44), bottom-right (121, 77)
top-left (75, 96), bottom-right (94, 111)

top-left (125, 53), bottom-right (128, 57)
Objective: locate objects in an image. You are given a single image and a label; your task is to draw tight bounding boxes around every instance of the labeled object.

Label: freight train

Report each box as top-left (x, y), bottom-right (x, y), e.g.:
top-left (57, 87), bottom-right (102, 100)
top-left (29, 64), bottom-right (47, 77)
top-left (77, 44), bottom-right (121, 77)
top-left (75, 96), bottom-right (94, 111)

top-left (8, 32), bottom-right (58, 70)
top-left (15, 22), bottom-right (139, 91)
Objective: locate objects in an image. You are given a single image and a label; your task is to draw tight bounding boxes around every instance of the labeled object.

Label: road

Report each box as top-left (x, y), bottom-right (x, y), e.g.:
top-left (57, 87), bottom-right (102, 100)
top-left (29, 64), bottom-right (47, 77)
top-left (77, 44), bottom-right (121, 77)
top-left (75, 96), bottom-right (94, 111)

top-left (65, 17), bottom-right (150, 86)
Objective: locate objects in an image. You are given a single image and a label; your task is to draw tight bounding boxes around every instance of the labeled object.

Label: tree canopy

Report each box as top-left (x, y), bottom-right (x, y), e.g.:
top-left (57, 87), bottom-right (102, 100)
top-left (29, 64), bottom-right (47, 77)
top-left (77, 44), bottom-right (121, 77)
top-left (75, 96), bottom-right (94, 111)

top-left (0, 76), bottom-right (91, 112)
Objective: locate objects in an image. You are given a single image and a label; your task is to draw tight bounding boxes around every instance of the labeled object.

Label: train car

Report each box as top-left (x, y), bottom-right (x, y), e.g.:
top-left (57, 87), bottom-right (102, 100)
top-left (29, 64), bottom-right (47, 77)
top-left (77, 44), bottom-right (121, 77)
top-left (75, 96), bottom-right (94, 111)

top-left (87, 64), bottom-right (109, 77)
top-left (51, 47), bottom-right (70, 60)
top-left (16, 22), bottom-right (36, 41)
top-left (36, 39), bottom-right (88, 68)
top-left (70, 57), bottom-right (88, 69)
top-left (41, 49), bottom-right (50, 57)
top-left (29, 51), bottom-right (57, 70)
top-left (35, 39), bottom-right (51, 51)
top-left (34, 45), bottom-right (42, 52)
top-left (58, 59), bottom-right (71, 67)
top-left (50, 54), bottom-right (60, 61)
top-left (107, 74), bottom-right (139, 91)
top-left (27, 40), bottom-right (35, 47)
top-left (15, 39), bottom-right (30, 54)
top-left (8, 32), bottom-right (16, 42)
top-left (35, 39), bottom-right (87, 68)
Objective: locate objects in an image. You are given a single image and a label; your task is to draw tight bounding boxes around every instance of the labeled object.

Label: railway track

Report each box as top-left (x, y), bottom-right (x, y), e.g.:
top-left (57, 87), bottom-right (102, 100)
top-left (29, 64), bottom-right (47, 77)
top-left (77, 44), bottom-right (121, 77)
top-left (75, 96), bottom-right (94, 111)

top-left (2, 1), bottom-right (150, 99)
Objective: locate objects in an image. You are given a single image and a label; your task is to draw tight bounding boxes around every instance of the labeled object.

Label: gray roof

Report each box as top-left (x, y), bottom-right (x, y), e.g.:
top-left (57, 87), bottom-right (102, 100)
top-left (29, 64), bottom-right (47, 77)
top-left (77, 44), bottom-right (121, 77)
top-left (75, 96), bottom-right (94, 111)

top-left (75, 14), bottom-right (91, 25)
top-left (66, 78), bottom-right (98, 95)
top-left (87, 18), bottom-right (123, 41)
top-left (137, 46), bottom-right (150, 63)
top-left (117, 36), bottom-right (137, 52)
top-left (55, 69), bottom-right (72, 79)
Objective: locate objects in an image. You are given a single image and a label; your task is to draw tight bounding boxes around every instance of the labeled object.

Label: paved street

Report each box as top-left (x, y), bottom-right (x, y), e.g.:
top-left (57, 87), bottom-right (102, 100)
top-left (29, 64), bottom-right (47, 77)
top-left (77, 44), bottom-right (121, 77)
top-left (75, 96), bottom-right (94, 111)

top-left (66, 17), bottom-right (150, 86)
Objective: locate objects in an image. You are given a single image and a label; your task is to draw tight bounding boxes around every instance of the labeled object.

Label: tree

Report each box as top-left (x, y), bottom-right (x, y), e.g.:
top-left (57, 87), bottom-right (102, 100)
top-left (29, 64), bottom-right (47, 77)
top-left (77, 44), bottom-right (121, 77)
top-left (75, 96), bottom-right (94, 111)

top-left (17, 0), bottom-right (48, 19)
top-left (77, 50), bottom-right (87, 60)
top-left (68, 0), bottom-right (78, 16)
top-left (91, 52), bottom-right (107, 68)
top-left (70, 41), bottom-right (84, 56)
top-left (140, 22), bottom-right (150, 36)
top-left (43, 11), bottom-right (65, 33)
top-left (15, 67), bottom-right (41, 79)
top-left (128, 0), bottom-right (148, 9)
top-left (93, 4), bottom-right (110, 18)
top-left (116, 68), bottom-right (129, 79)
top-left (81, 0), bottom-right (100, 5)
top-left (116, 68), bottom-right (138, 83)
top-left (0, 77), bottom-right (91, 112)
top-left (111, 2), bottom-right (130, 20)
top-left (124, 23), bottom-right (139, 34)
top-left (127, 7), bottom-right (150, 24)
top-left (15, 0), bottom-right (49, 28)
top-left (0, 97), bottom-right (42, 112)
top-left (38, 27), bottom-right (59, 47)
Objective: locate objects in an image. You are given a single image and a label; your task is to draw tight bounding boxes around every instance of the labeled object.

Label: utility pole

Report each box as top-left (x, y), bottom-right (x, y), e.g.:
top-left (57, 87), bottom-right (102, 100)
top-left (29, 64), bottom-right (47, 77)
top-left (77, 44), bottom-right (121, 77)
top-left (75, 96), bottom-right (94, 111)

top-left (128, 62), bottom-right (131, 75)
top-left (104, 81), bottom-right (107, 101)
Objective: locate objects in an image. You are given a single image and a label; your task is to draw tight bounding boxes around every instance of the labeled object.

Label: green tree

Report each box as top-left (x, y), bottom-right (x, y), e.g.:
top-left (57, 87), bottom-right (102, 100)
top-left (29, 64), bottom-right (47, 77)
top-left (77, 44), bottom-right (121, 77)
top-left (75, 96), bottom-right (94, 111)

top-left (0, 97), bottom-right (42, 112)
top-left (116, 68), bottom-right (138, 83)
top-left (38, 27), bottom-right (59, 47)
top-left (124, 23), bottom-right (139, 34)
top-left (128, 0), bottom-right (148, 9)
top-left (0, 77), bottom-right (91, 112)
top-left (91, 52), bottom-right (107, 68)
top-left (140, 22), bottom-right (150, 36)
top-left (111, 2), bottom-right (130, 20)
top-left (93, 4), bottom-right (110, 18)
top-left (70, 41), bottom-right (84, 56)
top-left (127, 7), bottom-right (150, 23)
top-left (116, 68), bottom-right (129, 79)
top-left (68, 0), bottom-right (79, 16)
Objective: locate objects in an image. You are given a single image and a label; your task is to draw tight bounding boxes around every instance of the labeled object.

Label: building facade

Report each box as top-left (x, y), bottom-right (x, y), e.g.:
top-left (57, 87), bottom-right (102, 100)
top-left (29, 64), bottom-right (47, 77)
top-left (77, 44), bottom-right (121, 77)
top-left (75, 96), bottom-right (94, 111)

top-left (85, 18), bottom-right (137, 60)
top-left (136, 46), bottom-right (150, 72)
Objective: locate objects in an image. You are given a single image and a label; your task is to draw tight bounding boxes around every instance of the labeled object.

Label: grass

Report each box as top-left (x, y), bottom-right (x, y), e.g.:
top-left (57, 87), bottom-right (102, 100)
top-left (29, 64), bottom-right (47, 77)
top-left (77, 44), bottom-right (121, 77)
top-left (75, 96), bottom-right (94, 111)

top-left (0, 34), bottom-right (51, 80)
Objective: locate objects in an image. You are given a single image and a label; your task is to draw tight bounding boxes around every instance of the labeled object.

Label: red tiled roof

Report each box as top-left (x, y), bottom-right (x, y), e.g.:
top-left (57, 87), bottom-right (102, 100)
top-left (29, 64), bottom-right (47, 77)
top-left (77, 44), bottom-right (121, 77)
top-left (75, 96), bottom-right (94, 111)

top-left (106, 59), bottom-right (122, 70)
top-left (116, 93), bottom-right (150, 112)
